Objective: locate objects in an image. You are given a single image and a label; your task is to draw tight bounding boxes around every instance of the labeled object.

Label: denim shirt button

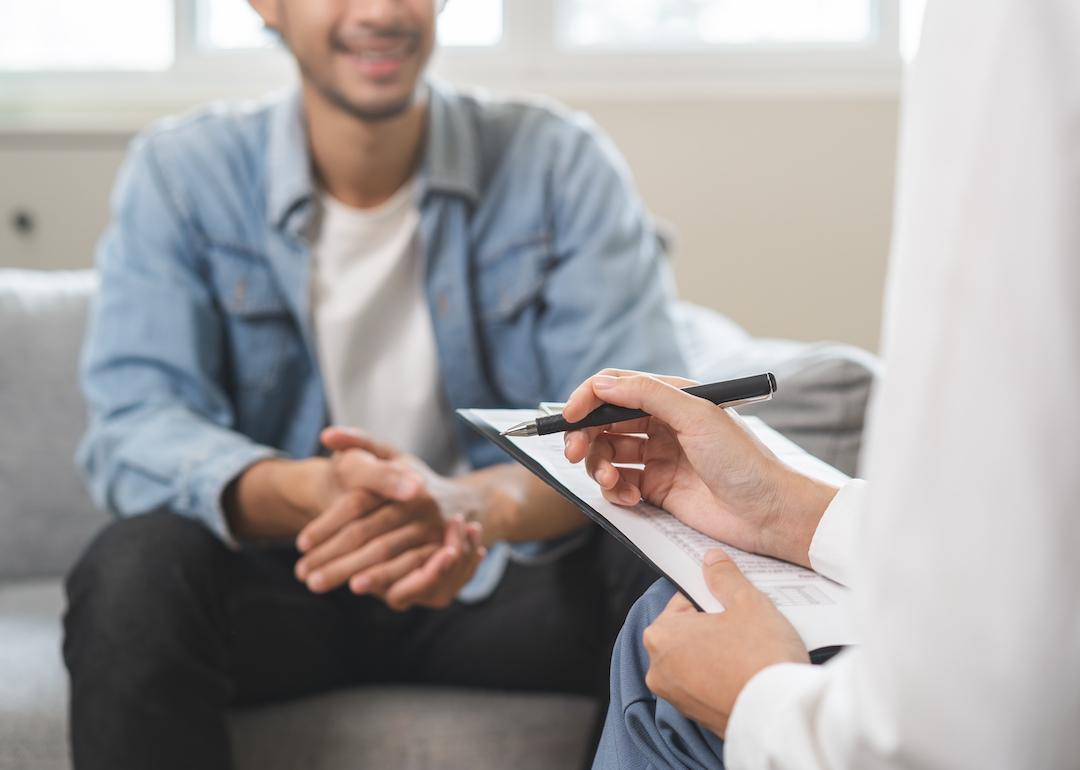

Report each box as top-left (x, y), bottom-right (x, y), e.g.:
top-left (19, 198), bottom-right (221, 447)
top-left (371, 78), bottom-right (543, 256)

top-left (437, 291), bottom-right (450, 317)
top-left (232, 280), bottom-right (246, 309)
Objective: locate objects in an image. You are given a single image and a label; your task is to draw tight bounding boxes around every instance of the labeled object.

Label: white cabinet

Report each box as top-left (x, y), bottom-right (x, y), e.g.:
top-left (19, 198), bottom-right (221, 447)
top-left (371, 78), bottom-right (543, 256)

top-left (0, 138), bottom-right (128, 270)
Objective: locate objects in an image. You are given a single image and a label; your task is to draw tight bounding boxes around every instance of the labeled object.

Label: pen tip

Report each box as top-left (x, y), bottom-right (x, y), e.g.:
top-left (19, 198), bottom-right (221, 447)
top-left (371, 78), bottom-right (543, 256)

top-left (500, 421), bottom-right (536, 438)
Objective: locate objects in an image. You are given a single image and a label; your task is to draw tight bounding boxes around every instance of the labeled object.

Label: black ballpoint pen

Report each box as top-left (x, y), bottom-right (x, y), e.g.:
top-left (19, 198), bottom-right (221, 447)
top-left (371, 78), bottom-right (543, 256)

top-left (499, 373), bottom-right (777, 438)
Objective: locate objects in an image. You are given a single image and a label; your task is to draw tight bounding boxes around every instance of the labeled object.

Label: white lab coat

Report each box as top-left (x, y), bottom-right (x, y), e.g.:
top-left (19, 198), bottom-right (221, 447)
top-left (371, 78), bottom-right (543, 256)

top-left (724, 0), bottom-right (1080, 767)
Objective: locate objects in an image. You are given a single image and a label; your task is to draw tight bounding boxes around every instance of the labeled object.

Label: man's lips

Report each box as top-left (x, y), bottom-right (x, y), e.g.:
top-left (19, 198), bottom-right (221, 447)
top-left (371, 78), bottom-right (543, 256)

top-left (336, 39), bottom-right (415, 79)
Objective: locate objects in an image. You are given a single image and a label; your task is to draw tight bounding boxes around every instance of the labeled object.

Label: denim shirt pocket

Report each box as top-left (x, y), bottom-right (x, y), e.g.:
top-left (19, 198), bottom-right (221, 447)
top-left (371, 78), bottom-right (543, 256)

top-left (209, 246), bottom-right (300, 397)
top-left (476, 231), bottom-right (550, 321)
top-left (474, 231), bottom-right (553, 404)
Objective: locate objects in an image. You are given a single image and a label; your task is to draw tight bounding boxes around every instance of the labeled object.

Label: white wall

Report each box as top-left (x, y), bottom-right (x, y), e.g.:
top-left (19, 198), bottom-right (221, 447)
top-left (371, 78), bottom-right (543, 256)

top-left (0, 95), bottom-right (898, 352)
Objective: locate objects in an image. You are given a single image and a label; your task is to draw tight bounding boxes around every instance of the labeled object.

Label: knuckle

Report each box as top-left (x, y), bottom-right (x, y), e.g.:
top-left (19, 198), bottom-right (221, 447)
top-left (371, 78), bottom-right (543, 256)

top-left (644, 668), bottom-right (660, 693)
top-left (368, 574), bottom-right (393, 595)
top-left (346, 490), bottom-right (368, 514)
top-left (637, 374), bottom-right (661, 392)
top-left (345, 521), bottom-right (367, 546)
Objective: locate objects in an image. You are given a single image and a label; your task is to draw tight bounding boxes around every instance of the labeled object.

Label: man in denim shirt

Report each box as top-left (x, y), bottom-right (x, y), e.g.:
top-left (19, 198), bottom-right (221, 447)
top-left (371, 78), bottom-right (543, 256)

top-left (63, 1), bottom-right (685, 768)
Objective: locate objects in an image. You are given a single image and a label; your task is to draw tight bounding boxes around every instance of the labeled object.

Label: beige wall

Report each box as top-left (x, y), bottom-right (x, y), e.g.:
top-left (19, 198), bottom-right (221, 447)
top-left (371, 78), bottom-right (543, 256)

top-left (573, 98), bottom-right (899, 352)
top-left (0, 96), bottom-right (899, 352)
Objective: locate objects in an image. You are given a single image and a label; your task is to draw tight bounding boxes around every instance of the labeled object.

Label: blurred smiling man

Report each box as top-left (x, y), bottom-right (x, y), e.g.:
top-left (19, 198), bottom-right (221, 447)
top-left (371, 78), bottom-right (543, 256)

top-left (63, 1), bottom-right (685, 768)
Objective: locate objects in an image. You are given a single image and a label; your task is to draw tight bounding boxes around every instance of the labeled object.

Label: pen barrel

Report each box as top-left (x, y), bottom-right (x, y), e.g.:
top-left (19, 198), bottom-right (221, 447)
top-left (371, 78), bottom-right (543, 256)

top-left (536, 372), bottom-right (776, 436)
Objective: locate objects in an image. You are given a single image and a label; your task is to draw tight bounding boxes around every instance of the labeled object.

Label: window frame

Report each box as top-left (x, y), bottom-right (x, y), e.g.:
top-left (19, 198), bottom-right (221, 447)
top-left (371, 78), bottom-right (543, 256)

top-left (0, 0), bottom-right (903, 132)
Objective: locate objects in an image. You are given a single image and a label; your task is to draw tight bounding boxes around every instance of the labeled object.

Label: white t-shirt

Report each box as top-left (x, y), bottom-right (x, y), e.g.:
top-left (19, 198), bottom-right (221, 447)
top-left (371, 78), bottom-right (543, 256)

top-left (311, 181), bottom-right (462, 476)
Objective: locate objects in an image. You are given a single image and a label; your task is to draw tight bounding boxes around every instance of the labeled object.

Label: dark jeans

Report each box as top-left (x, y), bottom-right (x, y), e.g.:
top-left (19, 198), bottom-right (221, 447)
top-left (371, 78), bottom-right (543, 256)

top-left (63, 511), bottom-right (657, 770)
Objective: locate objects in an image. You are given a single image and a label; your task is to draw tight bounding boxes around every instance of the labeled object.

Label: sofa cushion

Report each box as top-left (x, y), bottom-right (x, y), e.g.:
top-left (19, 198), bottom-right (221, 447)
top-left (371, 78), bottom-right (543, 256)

top-left (0, 580), bottom-right (597, 770)
top-left (674, 302), bottom-right (881, 476)
top-left (0, 270), bottom-right (108, 581)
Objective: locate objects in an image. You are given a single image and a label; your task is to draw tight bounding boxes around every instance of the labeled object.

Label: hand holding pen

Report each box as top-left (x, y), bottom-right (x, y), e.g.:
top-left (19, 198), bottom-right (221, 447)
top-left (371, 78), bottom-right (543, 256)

top-left (558, 369), bottom-right (838, 569)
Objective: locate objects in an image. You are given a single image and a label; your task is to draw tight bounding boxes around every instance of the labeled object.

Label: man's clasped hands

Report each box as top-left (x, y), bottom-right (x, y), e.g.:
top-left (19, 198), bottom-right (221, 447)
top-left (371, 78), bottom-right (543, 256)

top-left (288, 426), bottom-right (487, 611)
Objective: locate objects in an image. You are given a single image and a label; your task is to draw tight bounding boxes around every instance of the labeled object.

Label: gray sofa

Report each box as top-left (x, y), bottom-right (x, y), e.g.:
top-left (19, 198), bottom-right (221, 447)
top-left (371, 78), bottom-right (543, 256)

top-left (0, 268), bottom-right (879, 770)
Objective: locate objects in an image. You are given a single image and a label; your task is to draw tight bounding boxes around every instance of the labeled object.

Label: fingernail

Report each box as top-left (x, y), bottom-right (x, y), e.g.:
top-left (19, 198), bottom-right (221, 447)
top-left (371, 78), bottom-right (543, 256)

top-left (704, 549), bottom-right (729, 565)
top-left (593, 375), bottom-right (618, 390)
top-left (352, 576), bottom-right (369, 593)
top-left (296, 535), bottom-right (310, 552)
top-left (295, 562), bottom-right (307, 580)
top-left (619, 489), bottom-right (639, 505)
top-left (308, 573), bottom-right (325, 591)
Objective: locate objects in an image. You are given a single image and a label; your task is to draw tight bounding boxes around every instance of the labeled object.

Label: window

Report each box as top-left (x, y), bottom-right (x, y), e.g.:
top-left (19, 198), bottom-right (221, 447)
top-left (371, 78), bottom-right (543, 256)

top-left (0, 0), bottom-right (903, 124)
top-left (561, 0), bottom-right (875, 48)
top-left (199, 0), bottom-right (502, 51)
top-left (0, 0), bottom-right (174, 71)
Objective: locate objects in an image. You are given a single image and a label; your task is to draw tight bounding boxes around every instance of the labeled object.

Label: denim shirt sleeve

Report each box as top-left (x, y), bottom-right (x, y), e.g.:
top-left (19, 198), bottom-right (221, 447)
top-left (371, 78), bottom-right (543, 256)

top-left (76, 134), bottom-right (280, 544)
top-left (541, 120), bottom-right (688, 397)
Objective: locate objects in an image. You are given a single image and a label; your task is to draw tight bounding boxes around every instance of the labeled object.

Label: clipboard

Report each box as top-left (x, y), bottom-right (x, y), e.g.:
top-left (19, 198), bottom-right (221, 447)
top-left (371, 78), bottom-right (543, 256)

top-left (457, 407), bottom-right (855, 654)
top-left (458, 406), bottom-right (698, 607)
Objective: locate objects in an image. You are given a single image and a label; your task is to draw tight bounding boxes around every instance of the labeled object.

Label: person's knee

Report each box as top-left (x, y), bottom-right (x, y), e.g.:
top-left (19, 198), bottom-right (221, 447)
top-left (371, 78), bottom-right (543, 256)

top-left (608, 579), bottom-right (678, 707)
top-left (623, 579), bottom-right (678, 639)
top-left (64, 512), bottom-right (223, 656)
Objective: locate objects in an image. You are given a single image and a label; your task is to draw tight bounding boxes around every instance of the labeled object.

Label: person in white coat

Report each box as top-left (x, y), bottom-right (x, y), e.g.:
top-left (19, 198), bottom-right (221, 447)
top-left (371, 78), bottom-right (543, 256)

top-left (566, 0), bottom-right (1080, 766)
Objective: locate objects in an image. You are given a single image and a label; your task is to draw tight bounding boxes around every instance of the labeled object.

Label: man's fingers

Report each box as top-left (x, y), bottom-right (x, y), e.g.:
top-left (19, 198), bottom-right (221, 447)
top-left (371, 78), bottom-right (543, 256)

top-left (349, 543), bottom-right (441, 596)
top-left (335, 449), bottom-right (424, 502)
top-left (384, 518), bottom-right (486, 611)
top-left (320, 426), bottom-right (398, 459)
top-left (466, 521), bottom-right (483, 549)
top-left (591, 374), bottom-right (714, 435)
top-left (305, 519), bottom-right (439, 593)
top-left (296, 490), bottom-right (380, 554)
top-left (296, 503), bottom-right (410, 579)
top-left (383, 518), bottom-right (465, 610)
top-left (702, 549), bottom-right (756, 605)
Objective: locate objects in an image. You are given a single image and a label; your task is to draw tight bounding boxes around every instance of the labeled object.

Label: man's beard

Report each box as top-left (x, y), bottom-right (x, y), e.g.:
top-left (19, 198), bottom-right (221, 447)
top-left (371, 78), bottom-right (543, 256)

top-left (304, 67), bottom-right (420, 123)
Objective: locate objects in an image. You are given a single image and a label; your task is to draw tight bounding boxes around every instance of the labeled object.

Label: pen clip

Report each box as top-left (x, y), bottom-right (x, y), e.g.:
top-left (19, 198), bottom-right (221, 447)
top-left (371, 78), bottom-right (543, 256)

top-left (717, 393), bottom-right (773, 410)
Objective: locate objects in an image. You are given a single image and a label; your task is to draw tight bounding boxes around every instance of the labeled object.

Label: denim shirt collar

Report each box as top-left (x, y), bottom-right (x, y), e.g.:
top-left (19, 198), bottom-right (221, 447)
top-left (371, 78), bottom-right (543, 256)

top-left (265, 80), bottom-right (481, 238)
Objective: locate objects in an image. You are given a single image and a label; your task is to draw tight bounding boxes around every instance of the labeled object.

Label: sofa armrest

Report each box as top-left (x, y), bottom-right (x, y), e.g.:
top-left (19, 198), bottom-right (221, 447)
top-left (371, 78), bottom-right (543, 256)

top-left (674, 301), bottom-right (881, 476)
top-left (0, 269), bottom-right (109, 580)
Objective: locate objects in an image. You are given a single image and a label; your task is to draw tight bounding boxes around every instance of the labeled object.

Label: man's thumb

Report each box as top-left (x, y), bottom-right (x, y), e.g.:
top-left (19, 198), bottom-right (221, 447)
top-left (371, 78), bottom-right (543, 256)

top-left (321, 426), bottom-right (396, 459)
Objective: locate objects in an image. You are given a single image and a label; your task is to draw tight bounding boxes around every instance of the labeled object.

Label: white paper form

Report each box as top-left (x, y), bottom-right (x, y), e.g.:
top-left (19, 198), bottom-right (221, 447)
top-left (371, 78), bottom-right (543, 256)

top-left (458, 409), bottom-right (856, 651)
